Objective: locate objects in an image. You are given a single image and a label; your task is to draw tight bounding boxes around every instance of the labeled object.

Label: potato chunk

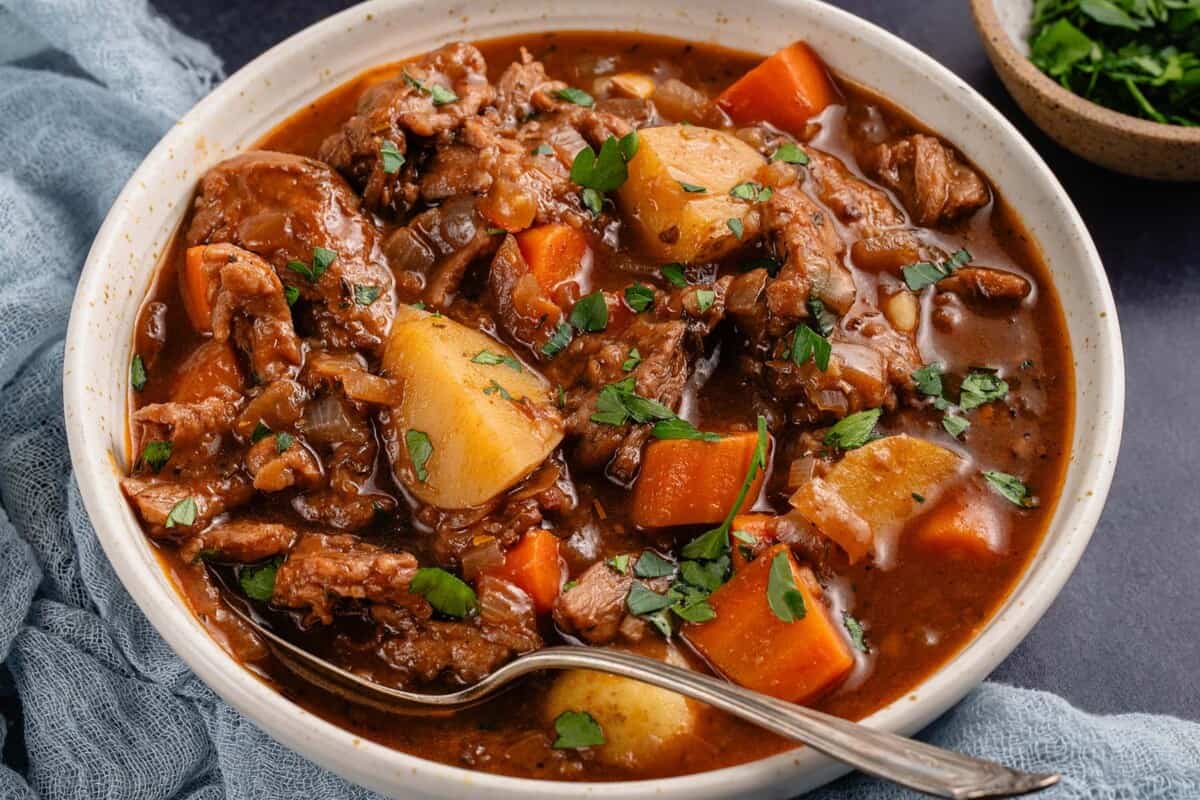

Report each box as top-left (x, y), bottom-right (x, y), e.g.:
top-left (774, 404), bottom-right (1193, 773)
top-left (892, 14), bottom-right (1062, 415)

top-left (790, 434), bottom-right (965, 567)
top-left (543, 653), bottom-right (697, 768)
top-left (617, 125), bottom-right (766, 263)
top-left (381, 305), bottom-right (563, 508)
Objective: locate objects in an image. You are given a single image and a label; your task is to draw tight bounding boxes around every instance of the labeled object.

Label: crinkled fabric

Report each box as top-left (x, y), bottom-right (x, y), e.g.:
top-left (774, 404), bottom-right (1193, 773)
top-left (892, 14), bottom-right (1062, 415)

top-left (0, 1), bottom-right (1197, 797)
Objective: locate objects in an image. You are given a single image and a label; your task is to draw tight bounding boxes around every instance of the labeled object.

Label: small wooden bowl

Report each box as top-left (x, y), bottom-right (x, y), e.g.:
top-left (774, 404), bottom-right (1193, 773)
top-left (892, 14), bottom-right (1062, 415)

top-left (970, 0), bottom-right (1200, 180)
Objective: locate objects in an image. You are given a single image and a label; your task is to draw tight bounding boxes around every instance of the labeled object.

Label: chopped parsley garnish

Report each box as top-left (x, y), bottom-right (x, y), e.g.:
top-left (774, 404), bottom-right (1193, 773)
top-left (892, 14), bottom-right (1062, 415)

top-left (766, 551), bottom-right (807, 623)
top-left (634, 550), bottom-right (675, 579)
top-left (651, 417), bottom-right (721, 442)
top-left (472, 349), bottom-right (523, 372)
top-left (532, 143), bottom-right (555, 156)
top-left (287, 247), bottom-right (337, 283)
top-left (409, 567), bottom-right (477, 618)
top-left (562, 579), bottom-right (579, 592)
top-left (959, 370), bottom-right (1009, 411)
top-left (590, 377), bottom-right (674, 426)
top-left (678, 181), bottom-right (707, 193)
top-left (912, 492), bottom-right (926, 504)
top-left (250, 422), bottom-right (271, 443)
top-left (618, 130), bottom-right (639, 161)
top-left (902, 249), bottom-right (971, 292)
top-left (943, 414), bottom-right (971, 438)
top-left (556, 384), bottom-right (566, 408)
top-left (727, 217), bottom-right (745, 239)
top-left (606, 554), bottom-right (631, 575)
top-left (621, 348), bottom-right (642, 371)
top-left (771, 141), bottom-right (810, 165)
top-left (679, 559), bottom-right (725, 592)
top-left (404, 430), bottom-right (433, 482)
top-left (807, 296), bottom-right (836, 336)
top-left (140, 440), bottom-right (171, 472)
top-left (569, 291), bottom-right (609, 332)
top-left (540, 321), bottom-right (575, 357)
top-left (354, 284), bottom-right (382, 306)
top-left (552, 710), bottom-right (605, 750)
top-left (823, 408), bottom-right (882, 451)
top-left (742, 255), bottom-right (783, 277)
top-left (555, 86), bottom-right (595, 107)
top-left (790, 325), bottom-right (831, 371)
top-left (130, 354), bottom-right (147, 392)
top-left (239, 556), bottom-right (282, 601)
top-left (570, 132), bottom-right (637, 195)
top-left (984, 470), bottom-right (1036, 508)
top-left (482, 380), bottom-right (512, 400)
top-left (274, 432), bottom-right (294, 454)
top-left (284, 285), bottom-right (300, 306)
top-left (729, 181), bottom-right (773, 203)
top-left (912, 363), bottom-right (947, 405)
top-left (843, 612), bottom-right (869, 652)
top-left (695, 288), bottom-right (716, 314)
top-left (626, 582), bottom-right (673, 615)
top-left (580, 187), bottom-right (603, 216)
top-left (661, 263), bottom-right (687, 287)
top-left (625, 283), bottom-right (654, 312)
top-left (681, 416), bottom-right (769, 560)
top-left (1021, 359), bottom-right (1035, 370)
top-left (402, 70), bottom-right (458, 105)
top-left (379, 139), bottom-right (405, 174)
top-left (164, 496), bottom-right (197, 529)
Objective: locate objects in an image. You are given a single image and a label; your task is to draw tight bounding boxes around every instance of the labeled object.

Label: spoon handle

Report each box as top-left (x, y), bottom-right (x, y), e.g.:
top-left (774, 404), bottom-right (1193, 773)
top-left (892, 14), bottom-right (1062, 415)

top-left (507, 648), bottom-right (1057, 799)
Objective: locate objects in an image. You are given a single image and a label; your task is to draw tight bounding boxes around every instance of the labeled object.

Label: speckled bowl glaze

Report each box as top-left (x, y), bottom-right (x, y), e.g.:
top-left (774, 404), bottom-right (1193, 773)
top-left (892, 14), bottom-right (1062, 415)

top-left (971, 0), bottom-right (1200, 180)
top-left (63, 1), bottom-right (1125, 797)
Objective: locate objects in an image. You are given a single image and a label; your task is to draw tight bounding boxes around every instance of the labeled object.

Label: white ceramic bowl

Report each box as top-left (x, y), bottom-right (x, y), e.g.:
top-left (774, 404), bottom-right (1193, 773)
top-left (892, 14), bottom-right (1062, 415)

top-left (63, 1), bottom-right (1125, 797)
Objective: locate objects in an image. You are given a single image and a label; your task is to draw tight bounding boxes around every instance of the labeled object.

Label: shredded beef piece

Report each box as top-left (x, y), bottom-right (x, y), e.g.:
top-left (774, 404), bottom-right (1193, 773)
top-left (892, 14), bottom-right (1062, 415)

top-left (133, 396), bottom-right (238, 456)
top-left (244, 435), bottom-right (323, 492)
top-left (272, 533), bottom-right (426, 625)
top-left (193, 243), bottom-right (303, 383)
top-left (425, 497), bottom-right (544, 567)
top-left (552, 561), bottom-right (631, 645)
top-left (187, 151), bottom-right (394, 352)
top-left (938, 266), bottom-right (1031, 304)
top-left (475, 575), bottom-right (542, 653)
top-left (806, 149), bottom-right (906, 238)
top-left (839, 306), bottom-right (922, 387)
top-left (490, 48), bottom-right (564, 127)
top-left (317, 42), bottom-right (495, 213)
top-left (292, 439), bottom-right (394, 531)
top-left (179, 519), bottom-right (299, 564)
top-left (860, 134), bottom-right (989, 226)
top-left (763, 185), bottom-right (856, 316)
top-left (121, 472), bottom-right (254, 538)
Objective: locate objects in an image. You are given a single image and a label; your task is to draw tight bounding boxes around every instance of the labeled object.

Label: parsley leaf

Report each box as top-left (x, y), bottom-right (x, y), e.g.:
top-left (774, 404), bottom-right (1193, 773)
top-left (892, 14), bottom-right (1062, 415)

top-left (771, 141), bottom-right (810, 165)
top-left (284, 285), bottom-right (300, 306)
top-left (651, 418), bottom-right (721, 442)
top-left (625, 283), bottom-right (654, 312)
top-left (606, 554), bottom-right (631, 575)
top-left (569, 291), bottom-right (609, 332)
top-left (912, 363), bottom-right (945, 398)
top-left (540, 322), bottom-right (574, 358)
top-left (472, 349), bottom-right (523, 372)
top-left (570, 135), bottom-right (632, 193)
top-left (626, 583), bottom-right (673, 615)
top-left (983, 470), bottom-right (1036, 508)
top-left (274, 432), bottom-right (294, 454)
top-left (287, 247), bottom-right (337, 283)
top-left (555, 87), bottom-right (595, 107)
top-left (695, 288), bottom-right (716, 314)
top-left (409, 567), bottom-right (477, 617)
top-left (824, 408), bottom-right (881, 451)
top-left (634, 550), bottom-right (676, 578)
top-left (590, 377), bottom-right (674, 426)
top-left (552, 711), bottom-right (605, 749)
top-left (354, 284), bottom-right (382, 306)
top-left (580, 187), bottom-right (603, 216)
top-left (727, 217), bottom-right (745, 239)
top-left (621, 348), bottom-right (641, 371)
top-left (903, 249), bottom-right (971, 292)
top-left (482, 380), bottom-right (512, 400)
top-left (843, 612), bottom-right (869, 652)
top-left (239, 556), bottom-right (282, 601)
top-left (790, 325), bottom-right (832, 371)
top-left (618, 131), bottom-right (639, 162)
top-left (680, 416), bottom-right (769, 559)
top-left (766, 551), bottom-right (807, 623)
top-left (661, 263), bottom-right (687, 287)
top-left (164, 496), bottom-right (197, 529)
top-left (403, 70), bottom-right (457, 105)
top-left (806, 296), bottom-right (836, 336)
top-left (250, 422), bottom-right (271, 443)
top-left (379, 139), bottom-right (405, 174)
top-left (678, 181), bottom-right (707, 193)
top-left (729, 181), bottom-right (773, 203)
top-left (130, 354), bottom-right (147, 392)
top-left (959, 370), bottom-right (1009, 410)
top-left (140, 440), bottom-right (171, 472)
top-left (743, 256), bottom-right (782, 277)
top-left (405, 430), bottom-right (433, 482)
top-left (943, 414), bottom-right (971, 438)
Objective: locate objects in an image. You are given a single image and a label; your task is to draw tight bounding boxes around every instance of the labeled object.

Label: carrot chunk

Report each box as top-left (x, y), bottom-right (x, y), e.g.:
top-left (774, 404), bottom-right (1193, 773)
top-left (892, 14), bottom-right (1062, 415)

top-left (515, 224), bottom-right (589, 293)
top-left (716, 42), bottom-right (840, 135)
top-left (631, 433), bottom-right (768, 529)
top-left (684, 545), bottom-right (853, 703)
top-left (182, 245), bottom-right (220, 332)
top-left (488, 529), bottom-right (564, 614)
top-left (914, 485), bottom-right (1006, 559)
top-left (170, 340), bottom-right (243, 403)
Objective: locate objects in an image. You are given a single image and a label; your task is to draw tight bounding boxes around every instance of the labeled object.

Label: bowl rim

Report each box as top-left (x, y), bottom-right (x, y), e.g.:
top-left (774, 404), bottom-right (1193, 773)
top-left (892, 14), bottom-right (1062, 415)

top-left (970, 0), bottom-right (1200, 143)
top-left (62, 0), bottom-right (1125, 797)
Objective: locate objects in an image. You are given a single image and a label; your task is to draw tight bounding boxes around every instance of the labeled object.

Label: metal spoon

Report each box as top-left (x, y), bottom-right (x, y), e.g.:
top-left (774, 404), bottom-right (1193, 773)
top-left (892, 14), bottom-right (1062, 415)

top-left (224, 602), bottom-right (1058, 798)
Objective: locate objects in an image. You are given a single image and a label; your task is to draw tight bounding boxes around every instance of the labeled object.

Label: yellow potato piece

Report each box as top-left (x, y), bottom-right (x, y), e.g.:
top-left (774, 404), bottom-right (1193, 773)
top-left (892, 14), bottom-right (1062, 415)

top-left (617, 125), bottom-right (766, 263)
top-left (544, 665), bottom-right (697, 769)
top-left (790, 434), bottom-right (966, 568)
top-left (381, 305), bottom-right (563, 508)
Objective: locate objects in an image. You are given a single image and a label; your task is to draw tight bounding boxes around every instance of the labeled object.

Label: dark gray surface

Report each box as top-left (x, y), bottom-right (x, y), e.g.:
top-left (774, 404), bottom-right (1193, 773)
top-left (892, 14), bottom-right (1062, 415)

top-left (151, 0), bottom-right (1200, 720)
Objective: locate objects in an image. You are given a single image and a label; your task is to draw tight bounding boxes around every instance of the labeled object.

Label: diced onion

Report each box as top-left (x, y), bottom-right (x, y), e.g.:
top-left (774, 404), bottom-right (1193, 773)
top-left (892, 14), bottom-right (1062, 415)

top-left (461, 537), bottom-right (506, 580)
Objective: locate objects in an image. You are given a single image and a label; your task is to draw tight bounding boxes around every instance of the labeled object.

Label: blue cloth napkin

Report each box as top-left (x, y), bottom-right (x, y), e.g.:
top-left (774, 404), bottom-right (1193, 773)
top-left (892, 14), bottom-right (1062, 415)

top-left (0, 1), bottom-right (1197, 797)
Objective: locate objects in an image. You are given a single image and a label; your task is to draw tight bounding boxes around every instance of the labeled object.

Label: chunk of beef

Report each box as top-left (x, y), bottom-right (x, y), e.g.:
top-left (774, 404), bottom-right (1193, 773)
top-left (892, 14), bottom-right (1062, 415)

top-left (244, 435), bottom-right (323, 492)
top-left (806, 149), bottom-right (905, 238)
top-left (839, 306), bottom-right (922, 387)
top-left (487, 233), bottom-right (565, 350)
top-left (860, 134), bottom-right (989, 227)
top-left (192, 243), bottom-right (303, 383)
top-left (763, 185), bottom-right (856, 316)
top-left (490, 48), bottom-right (564, 127)
top-left (766, 341), bottom-right (890, 423)
top-left (292, 439), bottom-right (394, 531)
top-left (121, 472), bottom-right (254, 538)
top-left (552, 561), bottom-right (631, 645)
top-left (272, 533), bottom-right (426, 624)
top-left (133, 396), bottom-right (238, 458)
top-left (423, 497), bottom-right (544, 567)
top-left (187, 151), bottom-right (394, 352)
top-left (475, 574), bottom-right (542, 654)
top-left (938, 266), bottom-right (1031, 305)
top-left (317, 42), bottom-right (495, 213)
top-left (179, 519), bottom-right (299, 563)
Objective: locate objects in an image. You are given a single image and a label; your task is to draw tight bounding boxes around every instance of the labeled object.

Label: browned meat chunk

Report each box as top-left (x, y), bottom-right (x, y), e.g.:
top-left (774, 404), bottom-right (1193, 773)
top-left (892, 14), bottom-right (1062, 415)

top-left (382, 196), bottom-right (500, 308)
top-left (272, 533), bottom-right (426, 624)
top-left (553, 561), bottom-right (631, 645)
top-left (938, 266), bottom-right (1032, 304)
top-left (489, 48), bottom-right (564, 127)
top-left (244, 435), bottom-right (323, 492)
top-left (121, 472), bottom-right (254, 538)
top-left (317, 42), bottom-right (495, 213)
top-left (860, 134), bottom-right (989, 226)
top-left (806, 149), bottom-right (905, 238)
top-left (187, 151), bottom-right (394, 352)
top-left (191, 243), bottom-right (303, 383)
top-left (763, 185), bottom-right (856, 316)
top-left (179, 519), bottom-right (299, 563)
top-left (133, 395), bottom-right (238, 455)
